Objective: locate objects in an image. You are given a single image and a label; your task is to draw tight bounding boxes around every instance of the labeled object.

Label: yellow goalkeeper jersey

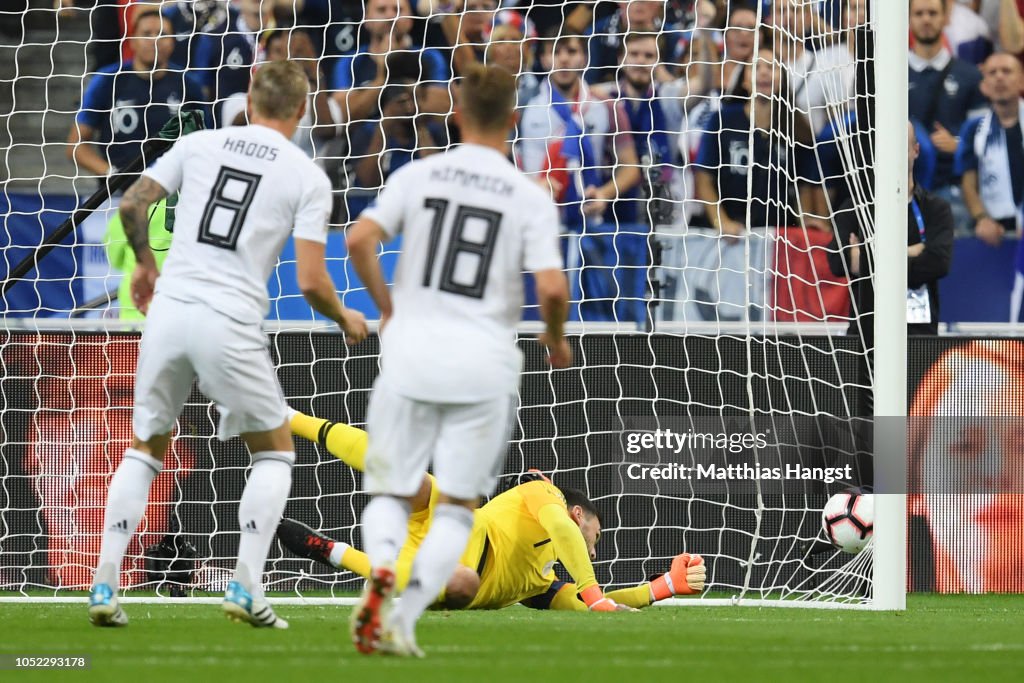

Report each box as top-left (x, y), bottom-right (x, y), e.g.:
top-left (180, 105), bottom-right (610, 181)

top-left (461, 480), bottom-right (587, 610)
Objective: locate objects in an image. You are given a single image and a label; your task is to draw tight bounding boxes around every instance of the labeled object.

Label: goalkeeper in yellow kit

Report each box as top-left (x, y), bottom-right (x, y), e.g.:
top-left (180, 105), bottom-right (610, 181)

top-left (278, 410), bottom-right (706, 611)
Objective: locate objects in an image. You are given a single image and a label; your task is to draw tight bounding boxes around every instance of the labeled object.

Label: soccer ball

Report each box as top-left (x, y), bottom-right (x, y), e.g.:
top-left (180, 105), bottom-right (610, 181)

top-left (821, 492), bottom-right (874, 554)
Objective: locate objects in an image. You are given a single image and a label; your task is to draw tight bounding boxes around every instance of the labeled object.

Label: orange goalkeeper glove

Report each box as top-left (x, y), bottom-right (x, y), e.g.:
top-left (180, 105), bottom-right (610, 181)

top-left (579, 586), bottom-right (637, 612)
top-left (650, 553), bottom-right (706, 602)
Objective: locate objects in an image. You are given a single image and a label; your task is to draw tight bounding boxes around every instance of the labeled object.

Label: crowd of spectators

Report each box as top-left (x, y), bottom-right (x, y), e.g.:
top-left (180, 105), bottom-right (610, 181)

top-left (59, 0), bottom-right (1024, 322)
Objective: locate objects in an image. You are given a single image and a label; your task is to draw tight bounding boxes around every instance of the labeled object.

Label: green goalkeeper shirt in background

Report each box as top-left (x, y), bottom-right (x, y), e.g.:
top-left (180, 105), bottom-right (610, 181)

top-left (104, 200), bottom-right (173, 320)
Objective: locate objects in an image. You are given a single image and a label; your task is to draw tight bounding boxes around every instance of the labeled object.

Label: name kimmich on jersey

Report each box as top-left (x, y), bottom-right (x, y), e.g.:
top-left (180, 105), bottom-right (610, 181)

top-left (362, 144), bottom-right (562, 402)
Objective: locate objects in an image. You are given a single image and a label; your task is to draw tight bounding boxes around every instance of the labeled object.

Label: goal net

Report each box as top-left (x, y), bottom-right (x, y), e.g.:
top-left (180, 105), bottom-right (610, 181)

top-left (0, 0), bottom-right (903, 609)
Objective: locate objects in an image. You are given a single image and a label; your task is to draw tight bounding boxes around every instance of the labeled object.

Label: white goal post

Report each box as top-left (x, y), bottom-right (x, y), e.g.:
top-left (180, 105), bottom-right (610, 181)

top-left (870, 0), bottom-right (908, 612)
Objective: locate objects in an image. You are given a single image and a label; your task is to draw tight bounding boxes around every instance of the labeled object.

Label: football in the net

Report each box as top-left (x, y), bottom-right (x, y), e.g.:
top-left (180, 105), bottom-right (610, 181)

top-left (821, 492), bottom-right (874, 554)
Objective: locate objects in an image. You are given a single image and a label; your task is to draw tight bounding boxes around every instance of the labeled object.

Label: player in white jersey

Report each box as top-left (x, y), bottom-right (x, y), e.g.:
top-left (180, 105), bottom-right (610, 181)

top-left (88, 61), bottom-right (367, 630)
top-left (345, 63), bottom-right (571, 657)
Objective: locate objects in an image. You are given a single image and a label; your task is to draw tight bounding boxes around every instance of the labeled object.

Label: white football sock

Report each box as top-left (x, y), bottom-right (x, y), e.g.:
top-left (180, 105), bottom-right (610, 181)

top-left (362, 495), bottom-right (410, 569)
top-left (393, 503), bottom-right (474, 636)
top-left (95, 448), bottom-right (162, 590)
top-left (234, 452), bottom-right (294, 600)
top-left (327, 541), bottom-right (354, 569)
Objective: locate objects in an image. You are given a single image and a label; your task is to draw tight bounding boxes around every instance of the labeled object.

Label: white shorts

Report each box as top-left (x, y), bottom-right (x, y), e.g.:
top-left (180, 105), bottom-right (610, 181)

top-left (363, 379), bottom-right (517, 500)
top-left (132, 296), bottom-right (287, 441)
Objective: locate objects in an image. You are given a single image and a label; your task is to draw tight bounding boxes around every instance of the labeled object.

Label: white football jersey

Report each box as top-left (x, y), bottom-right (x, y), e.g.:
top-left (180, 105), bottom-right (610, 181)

top-left (363, 143), bottom-right (562, 402)
top-left (143, 124), bottom-right (331, 324)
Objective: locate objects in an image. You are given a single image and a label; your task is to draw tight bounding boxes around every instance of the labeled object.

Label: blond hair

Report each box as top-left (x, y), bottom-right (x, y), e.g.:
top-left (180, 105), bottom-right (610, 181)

top-left (250, 60), bottom-right (308, 121)
top-left (458, 63), bottom-right (517, 133)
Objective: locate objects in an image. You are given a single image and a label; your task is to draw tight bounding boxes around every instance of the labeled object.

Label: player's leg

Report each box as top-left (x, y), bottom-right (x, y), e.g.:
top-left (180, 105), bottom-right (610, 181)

top-left (287, 408), bottom-right (435, 513)
top-left (221, 423), bottom-right (293, 629)
top-left (276, 516), bottom-right (480, 609)
top-left (276, 518), bottom-right (372, 577)
top-left (91, 297), bottom-right (195, 627)
top-left (287, 408), bottom-right (368, 471)
top-left (353, 382), bottom-right (438, 654)
top-left (277, 468), bottom-right (436, 584)
top-left (521, 580), bottom-right (587, 612)
top-left (194, 315), bottom-right (294, 629)
top-left (388, 393), bottom-right (516, 649)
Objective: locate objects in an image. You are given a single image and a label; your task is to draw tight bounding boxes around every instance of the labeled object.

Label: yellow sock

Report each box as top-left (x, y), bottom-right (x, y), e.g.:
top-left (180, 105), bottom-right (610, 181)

top-left (289, 411), bottom-right (368, 472)
top-left (606, 584), bottom-right (654, 609)
top-left (336, 544), bottom-right (371, 579)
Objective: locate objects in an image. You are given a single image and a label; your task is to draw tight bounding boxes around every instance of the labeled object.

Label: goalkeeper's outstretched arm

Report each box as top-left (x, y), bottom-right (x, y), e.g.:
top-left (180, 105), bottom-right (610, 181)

top-left (533, 503), bottom-right (629, 612)
top-left (526, 553), bottom-right (707, 611)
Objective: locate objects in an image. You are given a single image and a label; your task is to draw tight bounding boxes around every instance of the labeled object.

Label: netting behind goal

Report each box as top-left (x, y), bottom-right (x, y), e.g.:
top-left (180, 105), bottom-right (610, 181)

top-left (0, 0), bottom-right (893, 607)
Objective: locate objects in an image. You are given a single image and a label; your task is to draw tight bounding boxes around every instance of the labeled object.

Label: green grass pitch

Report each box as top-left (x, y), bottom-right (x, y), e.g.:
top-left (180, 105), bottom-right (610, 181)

top-left (1, 595), bottom-right (1021, 682)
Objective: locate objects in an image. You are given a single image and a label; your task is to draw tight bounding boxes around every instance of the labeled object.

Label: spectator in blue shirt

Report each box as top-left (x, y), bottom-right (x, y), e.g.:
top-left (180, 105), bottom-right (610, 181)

top-left (65, 7), bottom-right (205, 316)
top-left (298, 0), bottom-right (363, 71)
top-left (957, 51), bottom-right (1024, 246)
top-left (66, 8), bottom-right (205, 178)
top-left (694, 47), bottom-right (825, 235)
top-left (331, 0), bottom-right (450, 124)
top-left (162, 0), bottom-right (225, 70)
top-left (585, 0), bottom-right (678, 84)
top-left (592, 31), bottom-right (684, 225)
top-left (908, 0), bottom-right (987, 232)
top-left (192, 0), bottom-right (275, 126)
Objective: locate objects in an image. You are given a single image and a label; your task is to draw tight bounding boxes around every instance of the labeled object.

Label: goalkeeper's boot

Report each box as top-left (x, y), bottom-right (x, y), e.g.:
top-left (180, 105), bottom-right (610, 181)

top-left (223, 580), bottom-right (289, 629)
top-left (378, 622), bottom-right (425, 658)
top-left (277, 518), bottom-right (337, 570)
top-left (88, 583), bottom-right (128, 627)
top-left (350, 565), bottom-right (396, 654)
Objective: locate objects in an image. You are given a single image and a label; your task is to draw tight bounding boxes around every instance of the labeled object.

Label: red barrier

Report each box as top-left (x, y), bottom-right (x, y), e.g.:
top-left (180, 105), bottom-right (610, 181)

top-left (771, 226), bottom-right (850, 322)
top-left (2, 334), bottom-right (196, 589)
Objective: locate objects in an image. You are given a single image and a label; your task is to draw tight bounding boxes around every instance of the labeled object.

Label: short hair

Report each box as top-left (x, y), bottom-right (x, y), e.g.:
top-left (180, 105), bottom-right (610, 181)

top-left (458, 62), bottom-right (516, 133)
top-left (489, 23), bottom-right (524, 45)
top-left (621, 31), bottom-right (664, 59)
top-left (560, 487), bottom-right (602, 525)
top-left (262, 29), bottom-right (289, 54)
top-left (131, 7), bottom-right (165, 33)
top-left (729, 1), bottom-right (758, 19)
top-left (386, 51), bottom-right (422, 82)
top-left (250, 60), bottom-right (308, 120)
top-left (262, 27), bottom-right (313, 56)
top-left (486, 25), bottom-right (529, 66)
top-left (380, 80), bottom-right (415, 109)
top-left (909, 0), bottom-right (945, 14)
top-left (554, 33), bottom-right (586, 55)
top-left (983, 50), bottom-right (1024, 70)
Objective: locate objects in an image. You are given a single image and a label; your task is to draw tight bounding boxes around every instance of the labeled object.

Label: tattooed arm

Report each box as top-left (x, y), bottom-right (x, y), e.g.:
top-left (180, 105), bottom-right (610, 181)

top-left (119, 175), bottom-right (169, 267)
top-left (119, 175), bottom-right (169, 315)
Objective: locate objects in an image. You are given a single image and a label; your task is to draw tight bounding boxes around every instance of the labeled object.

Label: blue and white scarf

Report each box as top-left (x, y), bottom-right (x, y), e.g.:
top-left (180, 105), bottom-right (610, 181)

top-left (549, 82), bottom-right (601, 227)
top-left (972, 101), bottom-right (1024, 226)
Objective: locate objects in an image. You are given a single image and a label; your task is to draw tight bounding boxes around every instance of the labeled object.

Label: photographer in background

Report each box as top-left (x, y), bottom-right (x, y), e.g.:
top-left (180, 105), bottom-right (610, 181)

top-left (828, 123), bottom-right (954, 347)
top-left (829, 123), bottom-right (954, 416)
